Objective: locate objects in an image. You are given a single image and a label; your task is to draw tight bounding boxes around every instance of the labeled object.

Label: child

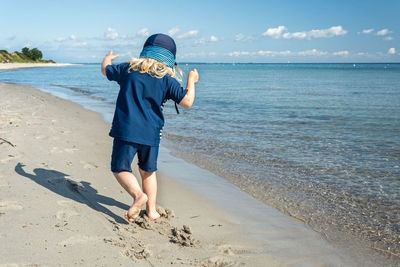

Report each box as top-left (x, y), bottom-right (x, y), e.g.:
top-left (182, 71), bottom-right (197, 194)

top-left (101, 33), bottom-right (198, 222)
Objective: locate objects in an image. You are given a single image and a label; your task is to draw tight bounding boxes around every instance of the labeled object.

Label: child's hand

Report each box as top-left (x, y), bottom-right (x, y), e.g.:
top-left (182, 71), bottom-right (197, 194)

top-left (180, 69), bottom-right (198, 108)
top-left (101, 50), bottom-right (119, 76)
top-left (105, 50), bottom-right (119, 61)
top-left (188, 69), bottom-right (199, 83)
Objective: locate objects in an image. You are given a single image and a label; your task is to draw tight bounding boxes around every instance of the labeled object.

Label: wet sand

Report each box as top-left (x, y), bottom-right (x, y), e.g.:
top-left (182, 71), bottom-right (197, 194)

top-left (0, 63), bottom-right (77, 71)
top-left (0, 82), bottom-right (366, 266)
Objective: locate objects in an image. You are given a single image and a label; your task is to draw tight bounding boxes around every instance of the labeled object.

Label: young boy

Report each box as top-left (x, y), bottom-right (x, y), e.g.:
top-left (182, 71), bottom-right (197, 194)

top-left (101, 33), bottom-right (198, 222)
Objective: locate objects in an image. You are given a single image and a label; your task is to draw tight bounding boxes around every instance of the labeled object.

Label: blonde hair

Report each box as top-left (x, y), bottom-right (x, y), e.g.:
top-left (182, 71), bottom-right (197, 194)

top-left (128, 58), bottom-right (182, 82)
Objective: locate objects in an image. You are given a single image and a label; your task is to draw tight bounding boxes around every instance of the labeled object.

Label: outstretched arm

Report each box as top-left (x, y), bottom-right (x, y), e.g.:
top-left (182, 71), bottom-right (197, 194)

top-left (179, 69), bottom-right (198, 108)
top-left (101, 50), bottom-right (119, 76)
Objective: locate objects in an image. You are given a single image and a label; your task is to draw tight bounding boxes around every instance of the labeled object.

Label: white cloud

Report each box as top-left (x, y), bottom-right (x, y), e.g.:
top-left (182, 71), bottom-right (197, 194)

top-left (384, 36), bottom-right (394, 41)
top-left (23, 43), bottom-right (32, 48)
top-left (180, 52), bottom-right (197, 58)
top-left (284, 26), bottom-right (347, 40)
top-left (235, 33), bottom-right (254, 42)
top-left (258, 50), bottom-right (292, 56)
top-left (297, 49), bottom-right (328, 56)
top-left (177, 30), bottom-right (199, 39)
top-left (388, 48), bottom-right (396, 55)
top-left (333, 50), bottom-right (349, 56)
top-left (71, 42), bottom-right (87, 48)
top-left (55, 35), bottom-right (78, 42)
top-left (104, 27), bottom-right (119, 40)
top-left (118, 51), bottom-right (134, 58)
top-left (377, 29), bottom-right (391, 36)
top-left (208, 52), bottom-right (217, 56)
top-left (120, 28), bottom-right (149, 40)
top-left (194, 38), bottom-right (206, 45)
top-left (137, 28), bottom-right (150, 37)
top-left (362, 28), bottom-right (374, 34)
top-left (229, 51), bottom-right (256, 57)
top-left (229, 49), bottom-right (329, 57)
top-left (168, 27), bottom-right (180, 37)
top-left (121, 34), bottom-right (134, 40)
top-left (55, 37), bottom-right (67, 42)
top-left (283, 32), bottom-right (307, 39)
top-left (113, 41), bottom-right (140, 48)
top-left (262, 26), bottom-right (287, 39)
top-left (279, 50), bottom-right (292, 56)
top-left (262, 25), bottom-right (347, 40)
top-left (235, 34), bottom-right (245, 41)
top-left (210, 35), bottom-right (218, 42)
top-left (195, 35), bottom-right (219, 45)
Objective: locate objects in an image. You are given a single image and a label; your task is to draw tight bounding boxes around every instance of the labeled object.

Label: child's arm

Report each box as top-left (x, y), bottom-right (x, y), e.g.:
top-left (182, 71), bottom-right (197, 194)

top-left (179, 69), bottom-right (198, 108)
top-left (101, 50), bottom-right (119, 76)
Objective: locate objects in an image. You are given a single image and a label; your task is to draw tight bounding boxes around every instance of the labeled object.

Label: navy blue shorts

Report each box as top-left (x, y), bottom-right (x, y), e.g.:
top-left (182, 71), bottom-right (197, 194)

top-left (111, 139), bottom-right (159, 173)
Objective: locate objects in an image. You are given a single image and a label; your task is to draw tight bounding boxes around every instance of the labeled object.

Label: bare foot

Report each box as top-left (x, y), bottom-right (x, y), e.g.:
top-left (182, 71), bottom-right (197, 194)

top-left (147, 209), bottom-right (161, 220)
top-left (125, 193), bottom-right (148, 223)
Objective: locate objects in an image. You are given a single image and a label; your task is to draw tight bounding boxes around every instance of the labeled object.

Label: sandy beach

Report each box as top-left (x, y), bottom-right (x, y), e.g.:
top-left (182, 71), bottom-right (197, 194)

top-left (0, 81), bottom-right (372, 266)
top-left (0, 63), bottom-right (77, 71)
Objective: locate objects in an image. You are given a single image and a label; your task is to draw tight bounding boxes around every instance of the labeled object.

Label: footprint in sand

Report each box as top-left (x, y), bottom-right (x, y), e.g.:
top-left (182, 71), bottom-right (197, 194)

top-left (201, 256), bottom-right (236, 267)
top-left (80, 161), bottom-right (98, 169)
top-left (56, 209), bottom-right (79, 221)
top-left (55, 200), bottom-right (79, 226)
top-left (35, 135), bottom-right (48, 140)
top-left (59, 130), bottom-right (72, 135)
top-left (57, 200), bottom-right (74, 207)
top-left (64, 148), bottom-right (79, 153)
top-left (0, 175), bottom-right (6, 187)
top-left (217, 244), bottom-right (253, 256)
top-left (50, 147), bottom-right (62, 154)
top-left (58, 235), bottom-right (97, 246)
top-left (0, 154), bottom-right (21, 164)
top-left (0, 200), bottom-right (23, 211)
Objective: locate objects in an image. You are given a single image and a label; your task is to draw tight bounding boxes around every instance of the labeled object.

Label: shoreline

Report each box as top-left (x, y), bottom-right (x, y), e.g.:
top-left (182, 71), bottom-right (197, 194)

top-left (0, 82), bottom-right (394, 266)
top-left (0, 63), bottom-right (78, 71)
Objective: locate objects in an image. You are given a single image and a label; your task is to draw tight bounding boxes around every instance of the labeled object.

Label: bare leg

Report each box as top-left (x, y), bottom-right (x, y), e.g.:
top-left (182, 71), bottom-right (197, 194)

top-left (139, 168), bottom-right (160, 220)
top-left (113, 171), bottom-right (148, 222)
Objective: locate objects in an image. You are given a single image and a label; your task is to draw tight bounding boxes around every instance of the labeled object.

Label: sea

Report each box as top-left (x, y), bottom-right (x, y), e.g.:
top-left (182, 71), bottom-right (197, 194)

top-left (1, 63), bottom-right (399, 261)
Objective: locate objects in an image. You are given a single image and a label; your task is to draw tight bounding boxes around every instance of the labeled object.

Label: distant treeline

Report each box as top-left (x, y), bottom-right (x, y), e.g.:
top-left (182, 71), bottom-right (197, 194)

top-left (0, 47), bottom-right (55, 63)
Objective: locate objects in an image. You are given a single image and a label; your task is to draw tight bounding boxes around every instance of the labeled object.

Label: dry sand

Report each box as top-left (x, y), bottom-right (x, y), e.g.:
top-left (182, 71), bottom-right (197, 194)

top-left (0, 82), bottom-right (363, 266)
top-left (0, 63), bottom-right (77, 71)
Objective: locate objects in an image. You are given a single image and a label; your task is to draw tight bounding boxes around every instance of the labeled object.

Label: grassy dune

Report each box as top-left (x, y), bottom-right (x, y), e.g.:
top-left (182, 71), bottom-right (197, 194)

top-left (0, 50), bottom-right (54, 63)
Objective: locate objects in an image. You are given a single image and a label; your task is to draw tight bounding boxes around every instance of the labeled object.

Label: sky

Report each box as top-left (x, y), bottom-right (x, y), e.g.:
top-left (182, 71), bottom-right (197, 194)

top-left (0, 0), bottom-right (399, 63)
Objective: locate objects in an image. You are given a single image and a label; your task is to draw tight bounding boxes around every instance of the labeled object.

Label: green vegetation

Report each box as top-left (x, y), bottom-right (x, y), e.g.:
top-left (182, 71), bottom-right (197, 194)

top-left (0, 47), bottom-right (54, 63)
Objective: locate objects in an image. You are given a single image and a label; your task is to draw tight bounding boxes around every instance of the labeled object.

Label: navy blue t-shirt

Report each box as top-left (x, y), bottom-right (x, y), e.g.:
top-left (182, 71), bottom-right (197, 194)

top-left (106, 63), bottom-right (187, 146)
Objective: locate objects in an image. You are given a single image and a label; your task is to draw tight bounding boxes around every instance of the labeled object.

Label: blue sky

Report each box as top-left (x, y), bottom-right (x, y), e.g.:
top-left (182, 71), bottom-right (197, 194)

top-left (0, 0), bottom-right (399, 63)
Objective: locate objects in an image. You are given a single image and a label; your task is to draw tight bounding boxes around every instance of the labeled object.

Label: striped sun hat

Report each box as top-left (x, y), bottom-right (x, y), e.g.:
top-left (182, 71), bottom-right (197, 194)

top-left (139, 33), bottom-right (176, 68)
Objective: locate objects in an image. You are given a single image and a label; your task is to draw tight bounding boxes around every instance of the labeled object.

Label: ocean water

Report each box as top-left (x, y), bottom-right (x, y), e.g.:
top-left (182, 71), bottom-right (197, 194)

top-left (1, 63), bottom-right (399, 260)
